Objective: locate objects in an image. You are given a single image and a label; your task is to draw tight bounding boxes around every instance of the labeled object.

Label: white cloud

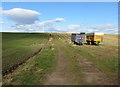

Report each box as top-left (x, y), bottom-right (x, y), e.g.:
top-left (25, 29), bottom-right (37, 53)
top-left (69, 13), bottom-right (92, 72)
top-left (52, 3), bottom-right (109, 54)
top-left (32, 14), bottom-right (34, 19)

top-left (8, 18), bottom-right (65, 32)
top-left (3, 8), bottom-right (40, 24)
top-left (45, 25), bottom-right (66, 32)
top-left (0, 20), bottom-right (4, 24)
top-left (2, 8), bottom-right (117, 34)
top-left (88, 24), bottom-right (118, 33)
top-left (67, 24), bottom-right (118, 34)
top-left (10, 23), bottom-right (43, 32)
top-left (55, 18), bottom-right (65, 22)
top-left (68, 24), bottom-right (80, 31)
top-left (38, 18), bottom-right (64, 26)
top-left (2, 8), bottom-right (65, 32)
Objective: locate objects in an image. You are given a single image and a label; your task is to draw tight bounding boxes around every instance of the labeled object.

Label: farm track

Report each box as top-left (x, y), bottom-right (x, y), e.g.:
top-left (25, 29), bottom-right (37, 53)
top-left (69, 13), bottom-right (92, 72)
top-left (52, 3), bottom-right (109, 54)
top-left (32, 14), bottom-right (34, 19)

top-left (44, 34), bottom-right (117, 85)
top-left (44, 38), bottom-right (82, 85)
top-left (44, 46), bottom-right (70, 85)
top-left (2, 33), bottom-right (118, 85)
top-left (44, 36), bottom-right (83, 85)
top-left (66, 39), bottom-right (118, 85)
top-left (75, 53), bottom-right (115, 85)
top-left (68, 41), bottom-right (118, 84)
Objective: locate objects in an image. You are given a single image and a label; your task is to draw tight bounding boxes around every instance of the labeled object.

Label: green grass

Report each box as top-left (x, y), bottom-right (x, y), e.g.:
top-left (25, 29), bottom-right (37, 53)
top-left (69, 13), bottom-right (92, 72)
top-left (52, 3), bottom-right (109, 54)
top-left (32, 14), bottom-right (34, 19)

top-left (69, 34), bottom-right (118, 74)
top-left (59, 39), bottom-right (87, 85)
top-left (3, 38), bottom-right (56, 85)
top-left (2, 33), bottom-right (118, 85)
top-left (58, 33), bottom-right (118, 84)
top-left (53, 35), bottom-right (86, 85)
top-left (2, 33), bottom-right (49, 71)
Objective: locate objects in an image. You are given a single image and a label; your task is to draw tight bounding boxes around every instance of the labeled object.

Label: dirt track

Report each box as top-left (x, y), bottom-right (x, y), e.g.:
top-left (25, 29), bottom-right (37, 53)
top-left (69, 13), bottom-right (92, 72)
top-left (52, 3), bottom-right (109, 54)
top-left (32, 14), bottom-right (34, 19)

top-left (44, 36), bottom-right (117, 85)
top-left (45, 47), bottom-right (69, 85)
top-left (76, 53), bottom-right (116, 85)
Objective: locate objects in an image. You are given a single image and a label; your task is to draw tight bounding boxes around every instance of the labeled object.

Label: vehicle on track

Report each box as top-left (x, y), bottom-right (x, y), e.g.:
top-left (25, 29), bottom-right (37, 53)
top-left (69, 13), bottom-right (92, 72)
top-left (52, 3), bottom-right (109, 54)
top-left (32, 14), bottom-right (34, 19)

top-left (71, 32), bottom-right (104, 46)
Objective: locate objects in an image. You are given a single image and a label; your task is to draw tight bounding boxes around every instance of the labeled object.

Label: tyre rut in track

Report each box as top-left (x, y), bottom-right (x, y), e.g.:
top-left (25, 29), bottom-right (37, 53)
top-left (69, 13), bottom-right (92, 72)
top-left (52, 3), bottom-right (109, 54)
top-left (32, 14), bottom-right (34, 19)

top-left (63, 36), bottom-right (118, 85)
top-left (68, 43), bottom-right (118, 85)
top-left (44, 45), bottom-right (71, 85)
top-left (75, 53), bottom-right (116, 85)
top-left (44, 35), bottom-right (118, 85)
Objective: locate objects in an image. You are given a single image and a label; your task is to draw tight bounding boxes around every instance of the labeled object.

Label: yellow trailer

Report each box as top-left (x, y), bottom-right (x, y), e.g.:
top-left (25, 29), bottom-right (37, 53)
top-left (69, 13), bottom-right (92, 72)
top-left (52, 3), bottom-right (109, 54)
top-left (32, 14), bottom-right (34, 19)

top-left (86, 33), bottom-right (104, 45)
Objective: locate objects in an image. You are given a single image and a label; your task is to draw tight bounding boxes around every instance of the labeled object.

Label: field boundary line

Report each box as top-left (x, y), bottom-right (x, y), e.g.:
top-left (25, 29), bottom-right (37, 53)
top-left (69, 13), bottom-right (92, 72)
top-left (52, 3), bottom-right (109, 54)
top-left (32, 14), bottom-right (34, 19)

top-left (2, 48), bottom-right (42, 76)
top-left (2, 34), bottom-right (52, 77)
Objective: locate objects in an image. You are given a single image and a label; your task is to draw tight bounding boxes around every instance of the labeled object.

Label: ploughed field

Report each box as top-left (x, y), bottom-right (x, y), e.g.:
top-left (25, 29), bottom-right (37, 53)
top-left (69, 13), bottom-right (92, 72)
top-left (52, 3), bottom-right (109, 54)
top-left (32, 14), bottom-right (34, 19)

top-left (2, 33), bottom-right (118, 85)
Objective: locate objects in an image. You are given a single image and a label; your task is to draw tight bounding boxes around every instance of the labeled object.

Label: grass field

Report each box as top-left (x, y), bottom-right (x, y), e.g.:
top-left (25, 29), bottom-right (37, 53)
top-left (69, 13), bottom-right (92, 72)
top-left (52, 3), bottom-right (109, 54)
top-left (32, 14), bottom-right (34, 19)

top-left (2, 33), bottom-right (118, 85)
top-left (2, 33), bottom-right (49, 72)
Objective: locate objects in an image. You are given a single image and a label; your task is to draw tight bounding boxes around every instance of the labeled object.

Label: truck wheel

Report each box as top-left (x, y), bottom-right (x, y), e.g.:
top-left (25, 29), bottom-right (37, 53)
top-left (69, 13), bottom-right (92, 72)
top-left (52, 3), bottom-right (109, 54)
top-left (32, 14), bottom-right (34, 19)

top-left (87, 41), bottom-right (90, 45)
top-left (96, 42), bottom-right (100, 46)
top-left (74, 41), bottom-right (75, 44)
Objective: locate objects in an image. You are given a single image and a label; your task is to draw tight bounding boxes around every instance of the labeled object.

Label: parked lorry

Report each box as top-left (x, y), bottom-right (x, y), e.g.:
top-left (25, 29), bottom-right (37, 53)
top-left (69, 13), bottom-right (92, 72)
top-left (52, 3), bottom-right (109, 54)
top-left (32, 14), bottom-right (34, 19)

top-left (71, 32), bottom-right (86, 45)
top-left (71, 32), bottom-right (104, 46)
top-left (86, 33), bottom-right (104, 45)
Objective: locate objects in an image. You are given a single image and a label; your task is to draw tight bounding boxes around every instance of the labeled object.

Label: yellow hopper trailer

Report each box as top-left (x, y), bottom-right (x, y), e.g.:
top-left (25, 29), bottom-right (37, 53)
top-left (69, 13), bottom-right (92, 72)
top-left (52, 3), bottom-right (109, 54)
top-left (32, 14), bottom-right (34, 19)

top-left (86, 33), bottom-right (104, 45)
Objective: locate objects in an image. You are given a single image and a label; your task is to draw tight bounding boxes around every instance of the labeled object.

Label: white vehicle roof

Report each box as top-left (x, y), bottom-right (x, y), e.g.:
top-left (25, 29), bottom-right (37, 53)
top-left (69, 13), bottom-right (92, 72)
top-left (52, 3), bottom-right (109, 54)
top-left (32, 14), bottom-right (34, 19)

top-left (94, 33), bottom-right (104, 35)
top-left (87, 32), bottom-right (104, 35)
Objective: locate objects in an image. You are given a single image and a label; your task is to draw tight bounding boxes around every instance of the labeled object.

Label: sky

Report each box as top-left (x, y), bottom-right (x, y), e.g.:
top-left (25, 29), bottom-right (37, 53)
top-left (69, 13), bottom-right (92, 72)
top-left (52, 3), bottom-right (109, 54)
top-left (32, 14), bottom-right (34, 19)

top-left (1, 2), bottom-right (118, 33)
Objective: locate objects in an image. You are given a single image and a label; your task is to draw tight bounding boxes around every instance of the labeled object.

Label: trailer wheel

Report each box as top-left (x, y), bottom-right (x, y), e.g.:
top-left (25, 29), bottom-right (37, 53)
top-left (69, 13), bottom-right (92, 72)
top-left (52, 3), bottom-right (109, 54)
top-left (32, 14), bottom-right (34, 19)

top-left (79, 43), bottom-right (82, 45)
top-left (96, 41), bottom-right (100, 46)
top-left (91, 41), bottom-right (94, 45)
top-left (87, 40), bottom-right (90, 45)
top-left (74, 41), bottom-right (75, 44)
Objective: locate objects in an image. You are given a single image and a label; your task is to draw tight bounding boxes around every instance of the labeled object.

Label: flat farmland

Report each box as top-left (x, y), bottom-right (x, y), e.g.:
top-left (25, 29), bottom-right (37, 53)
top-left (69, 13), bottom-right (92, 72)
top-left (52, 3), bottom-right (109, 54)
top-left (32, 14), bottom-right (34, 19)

top-left (2, 33), bottom-right (49, 72)
top-left (2, 33), bottom-right (118, 85)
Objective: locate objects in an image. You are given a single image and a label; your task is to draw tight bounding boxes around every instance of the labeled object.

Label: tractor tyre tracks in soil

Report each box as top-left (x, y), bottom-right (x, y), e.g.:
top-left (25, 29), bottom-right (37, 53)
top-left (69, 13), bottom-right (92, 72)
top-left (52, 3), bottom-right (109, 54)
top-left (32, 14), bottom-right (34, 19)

top-left (44, 44), bottom-right (71, 85)
top-left (44, 38), bottom-right (117, 85)
top-left (76, 53), bottom-right (117, 85)
top-left (44, 39), bottom-right (85, 85)
top-left (70, 43), bottom-right (118, 85)
top-left (3, 35), bottom-right (118, 85)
